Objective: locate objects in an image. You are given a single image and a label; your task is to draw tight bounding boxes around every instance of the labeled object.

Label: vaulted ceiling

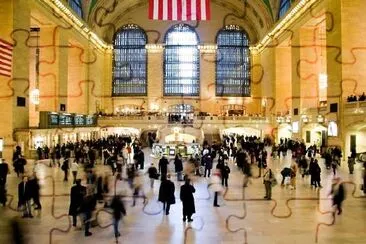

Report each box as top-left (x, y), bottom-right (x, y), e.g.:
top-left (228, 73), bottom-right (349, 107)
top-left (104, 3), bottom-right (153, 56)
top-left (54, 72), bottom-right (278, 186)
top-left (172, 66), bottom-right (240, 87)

top-left (79, 0), bottom-right (283, 44)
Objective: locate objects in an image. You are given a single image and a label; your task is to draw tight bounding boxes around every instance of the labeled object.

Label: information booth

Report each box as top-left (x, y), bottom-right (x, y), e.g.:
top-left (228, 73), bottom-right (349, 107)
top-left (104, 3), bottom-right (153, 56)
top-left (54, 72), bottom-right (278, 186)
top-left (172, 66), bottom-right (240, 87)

top-left (152, 143), bottom-right (200, 159)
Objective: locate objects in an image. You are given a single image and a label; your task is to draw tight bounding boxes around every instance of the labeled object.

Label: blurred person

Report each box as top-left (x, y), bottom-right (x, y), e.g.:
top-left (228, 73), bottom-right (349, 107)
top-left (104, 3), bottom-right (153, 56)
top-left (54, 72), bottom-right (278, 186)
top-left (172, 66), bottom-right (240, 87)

top-left (290, 162), bottom-right (298, 190)
top-left (147, 163), bottom-right (159, 189)
top-left (69, 179), bottom-right (86, 227)
top-left (158, 155), bottom-right (169, 180)
top-left (330, 177), bottom-right (345, 215)
top-left (0, 158), bottom-right (9, 185)
top-left (132, 171), bottom-right (144, 207)
top-left (79, 186), bottom-right (96, 236)
top-left (174, 154), bottom-right (183, 181)
top-left (211, 170), bottom-right (224, 207)
top-left (18, 176), bottom-right (32, 218)
top-left (28, 173), bottom-right (41, 210)
top-left (61, 156), bottom-right (70, 182)
top-left (110, 196), bottom-right (126, 238)
top-left (71, 160), bottom-right (79, 184)
top-left (158, 174), bottom-right (176, 215)
top-left (263, 168), bottom-right (276, 200)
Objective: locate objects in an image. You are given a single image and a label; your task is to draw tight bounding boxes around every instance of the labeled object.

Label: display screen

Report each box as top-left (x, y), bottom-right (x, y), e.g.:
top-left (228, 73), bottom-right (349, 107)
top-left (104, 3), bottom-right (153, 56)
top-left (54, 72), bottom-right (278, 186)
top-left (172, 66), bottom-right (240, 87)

top-left (49, 113), bottom-right (59, 125)
top-left (59, 114), bottom-right (73, 126)
top-left (74, 115), bottom-right (85, 126)
top-left (169, 149), bottom-right (175, 155)
top-left (85, 115), bottom-right (95, 126)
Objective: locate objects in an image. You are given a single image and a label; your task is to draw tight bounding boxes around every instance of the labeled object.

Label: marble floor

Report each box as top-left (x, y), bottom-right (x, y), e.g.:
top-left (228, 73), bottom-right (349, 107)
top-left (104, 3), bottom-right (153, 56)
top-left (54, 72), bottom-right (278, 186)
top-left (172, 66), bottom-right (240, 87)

top-left (0, 149), bottom-right (365, 244)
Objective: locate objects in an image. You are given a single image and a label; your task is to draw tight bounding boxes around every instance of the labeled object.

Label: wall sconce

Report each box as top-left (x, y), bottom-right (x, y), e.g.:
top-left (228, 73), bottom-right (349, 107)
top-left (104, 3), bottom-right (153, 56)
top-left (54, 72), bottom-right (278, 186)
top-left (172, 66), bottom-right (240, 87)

top-left (317, 115), bottom-right (324, 123)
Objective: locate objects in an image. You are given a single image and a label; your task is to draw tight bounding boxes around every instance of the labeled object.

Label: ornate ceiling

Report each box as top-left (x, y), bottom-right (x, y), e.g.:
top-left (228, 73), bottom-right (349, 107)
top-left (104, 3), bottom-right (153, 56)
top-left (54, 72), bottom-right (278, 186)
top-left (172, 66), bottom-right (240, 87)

top-left (78, 0), bottom-right (283, 44)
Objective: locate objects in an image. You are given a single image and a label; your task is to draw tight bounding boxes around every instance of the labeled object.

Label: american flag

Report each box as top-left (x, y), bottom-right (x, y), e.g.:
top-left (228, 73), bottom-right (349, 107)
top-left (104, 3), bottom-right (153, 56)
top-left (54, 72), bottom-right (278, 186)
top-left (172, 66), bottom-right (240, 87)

top-left (149, 0), bottom-right (211, 21)
top-left (0, 38), bottom-right (13, 77)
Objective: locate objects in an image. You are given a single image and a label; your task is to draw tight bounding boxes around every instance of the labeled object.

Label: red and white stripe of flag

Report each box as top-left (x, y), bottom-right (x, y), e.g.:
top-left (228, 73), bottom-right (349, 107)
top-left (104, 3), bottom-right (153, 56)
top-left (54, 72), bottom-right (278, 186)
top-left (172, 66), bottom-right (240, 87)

top-left (149, 0), bottom-right (211, 21)
top-left (0, 38), bottom-right (13, 78)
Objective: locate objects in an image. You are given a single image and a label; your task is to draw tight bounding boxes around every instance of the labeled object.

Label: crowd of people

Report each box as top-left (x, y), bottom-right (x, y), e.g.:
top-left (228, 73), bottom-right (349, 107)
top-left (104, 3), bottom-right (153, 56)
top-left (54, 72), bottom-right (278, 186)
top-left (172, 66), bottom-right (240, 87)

top-left (347, 92), bottom-right (366, 102)
top-left (0, 133), bottom-right (365, 241)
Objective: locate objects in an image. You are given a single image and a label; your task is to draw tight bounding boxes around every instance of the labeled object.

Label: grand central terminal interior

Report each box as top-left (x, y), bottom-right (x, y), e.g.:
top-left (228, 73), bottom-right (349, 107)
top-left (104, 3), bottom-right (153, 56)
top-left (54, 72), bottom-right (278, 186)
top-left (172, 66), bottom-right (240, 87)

top-left (0, 0), bottom-right (365, 243)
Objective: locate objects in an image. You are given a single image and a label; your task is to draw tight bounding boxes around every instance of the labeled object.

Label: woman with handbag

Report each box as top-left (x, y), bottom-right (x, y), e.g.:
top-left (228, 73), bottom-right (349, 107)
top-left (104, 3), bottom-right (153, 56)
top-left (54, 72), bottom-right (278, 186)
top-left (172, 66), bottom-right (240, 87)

top-left (263, 168), bottom-right (276, 200)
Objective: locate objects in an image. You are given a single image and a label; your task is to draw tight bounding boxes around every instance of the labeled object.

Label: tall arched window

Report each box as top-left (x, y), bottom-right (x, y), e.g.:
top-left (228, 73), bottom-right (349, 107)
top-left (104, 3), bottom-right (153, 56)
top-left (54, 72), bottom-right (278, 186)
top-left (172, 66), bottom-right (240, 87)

top-left (68, 0), bottom-right (83, 18)
top-left (278, 0), bottom-right (292, 19)
top-left (113, 24), bottom-right (147, 96)
top-left (216, 25), bottom-right (250, 97)
top-left (164, 24), bottom-right (200, 96)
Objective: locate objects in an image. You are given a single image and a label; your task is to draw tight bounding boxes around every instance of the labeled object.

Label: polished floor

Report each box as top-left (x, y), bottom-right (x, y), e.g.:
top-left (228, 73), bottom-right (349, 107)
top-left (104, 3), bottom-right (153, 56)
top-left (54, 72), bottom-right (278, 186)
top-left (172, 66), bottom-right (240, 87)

top-left (0, 149), bottom-right (365, 244)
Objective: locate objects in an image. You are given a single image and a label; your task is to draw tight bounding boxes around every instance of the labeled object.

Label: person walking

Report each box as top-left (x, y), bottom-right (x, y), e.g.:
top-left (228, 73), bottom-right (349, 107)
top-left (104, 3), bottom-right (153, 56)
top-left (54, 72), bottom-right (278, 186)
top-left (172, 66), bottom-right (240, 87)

top-left (330, 177), bottom-right (345, 215)
top-left (71, 160), bottom-right (79, 184)
top-left (158, 156), bottom-right (169, 180)
top-left (313, 159), bottom-right (322, 188)
top-left (263, 168), bottom-right (276, 200)
top-left (0, 159), bottom-right (9, 186)
top-left (158, 174), bottom-right (176, 215)
top-left (147, 163), bottom-right (159, 189)
top-left (69, 179), bottom-right (86, 227)
top-left (110, 196), bottom-right (126, 238)
top-left (174, 154), bottom-right (183, 181)
top-left (61, 157), bottom-right (70, 182)
top-left (180, 177), bottom-right (196, 222)
top-left (18, 176), bottom-right (33, 218)
top-left (29, 173), bottom-right (42, 210)
top-left (211, 170), bottom-right (224, 207)
top-left (221, 162), bottom-right (231, 187)
top-left (79, 187), bottom-right (96, 236)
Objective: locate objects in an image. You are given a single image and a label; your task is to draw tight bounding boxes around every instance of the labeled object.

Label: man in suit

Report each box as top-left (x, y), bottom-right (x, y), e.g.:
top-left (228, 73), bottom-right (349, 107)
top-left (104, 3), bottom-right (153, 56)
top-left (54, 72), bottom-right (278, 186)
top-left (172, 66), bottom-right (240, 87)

top-left (18, 176), bottom-right (33, 218)
top-left (158, 174), bottom-right (175, 215)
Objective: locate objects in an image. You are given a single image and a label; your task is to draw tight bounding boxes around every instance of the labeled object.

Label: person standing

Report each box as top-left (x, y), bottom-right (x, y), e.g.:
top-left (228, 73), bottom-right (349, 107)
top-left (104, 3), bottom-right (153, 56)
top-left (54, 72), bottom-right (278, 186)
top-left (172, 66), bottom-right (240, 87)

top-left (158, 174), bottom-right (176, 215)
top-left (0, 159), bottom-right (9, 185)
top-left (158, 156), bottom-right (169, 180)
top-left (110, 196), bottom-right (126, 238)
top-left (68, 179), bottom-right (86, 227)
top-left (71, 160), bottom-right (79, 184)
top-left (203, 154), bottom-right (213, 178)
top-left (174, 154), bottom-right (183, 181)
top-left (263, 168), bottom-right (275, 200)
top-left (180, 177), bottom-right (196, 222)
top-left (330, 177), bottom-right (345, 215)
top-left (61, 157), bottom-right (70, 182)
top-left (221, 162), bottom-right (231, 187)
top-left (18, 176), bottom-right (33, 218)
top-left (313, 159), bottom-right (322, 188)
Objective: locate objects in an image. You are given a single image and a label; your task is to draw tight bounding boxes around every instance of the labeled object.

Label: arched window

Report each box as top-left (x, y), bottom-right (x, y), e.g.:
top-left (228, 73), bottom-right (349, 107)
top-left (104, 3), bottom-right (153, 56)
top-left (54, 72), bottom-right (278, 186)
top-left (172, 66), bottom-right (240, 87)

top-left (216, 25), bottom-right (250, 97)
top-left (68, 0), bottom-right (83, 18)
top-left (164, 24), bottom-right (200, 96)
top-left (113, 24), bottom-right (147, 96)
top-left (278, 0), bottom-right (292, 19)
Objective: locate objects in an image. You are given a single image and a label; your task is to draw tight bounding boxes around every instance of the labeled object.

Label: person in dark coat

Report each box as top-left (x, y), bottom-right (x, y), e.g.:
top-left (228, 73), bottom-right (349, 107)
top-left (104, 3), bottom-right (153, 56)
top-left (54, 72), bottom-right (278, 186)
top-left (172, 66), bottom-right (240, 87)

top-left (313, 159), bottom-right (322, 188)
top-left (135, 148), bottom-right (145, 170)
top-left (174, 154), bottom-right (183, 181)
top-left (147, 163), bottom-right (159, 189)
top-left (28, 173), bottom-right (41, 209)
top-left (280, 167), bottom-right (292, 186)
top-left (68, 179), bottom-right (86, 227)
top-left (158, 156), bottom-right (169, 180)
top-left (18, 176), bottom-right (32, 218)
top-left (110, 196), bottom-right (126, 238)
top-left (203, 154), bottom-right (213, 177)
top-left (180, 177), bottom-right (195, 222)
top-left (0, 159), bottom-right (9, 185)
top-left (61, 157), bottom-right (69, 182)
top-left (330, 178), bottom-right (345, 215)
top-left (79, 187), bottom-right (96, 236)
top-left (221, 162), bottom-right (231, 187)
top-left (158, 174), bottom-right (175, 215)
